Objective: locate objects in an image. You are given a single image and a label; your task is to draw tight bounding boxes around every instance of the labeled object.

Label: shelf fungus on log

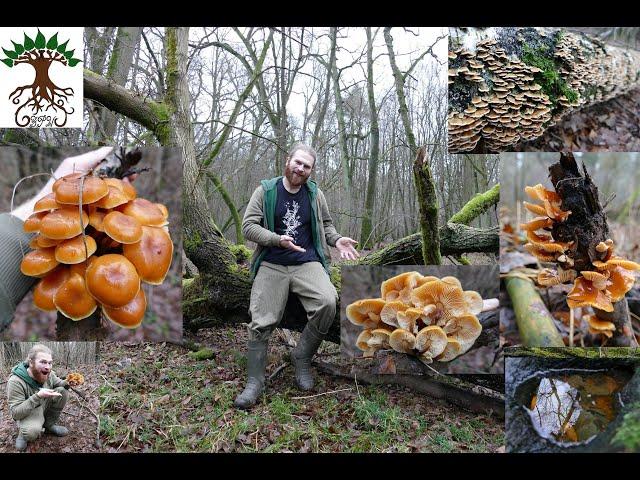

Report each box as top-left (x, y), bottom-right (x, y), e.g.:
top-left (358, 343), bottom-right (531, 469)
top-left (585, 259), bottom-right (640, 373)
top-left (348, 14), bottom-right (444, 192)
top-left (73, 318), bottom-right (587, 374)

top-left (19, 172), bottom-right (174, 330)
top-left (523, 152), bottom-right (639, 346)
top-left (448, 27), bottom-right (640, 152)
top-left (347, 271), bottom-right (486, 363)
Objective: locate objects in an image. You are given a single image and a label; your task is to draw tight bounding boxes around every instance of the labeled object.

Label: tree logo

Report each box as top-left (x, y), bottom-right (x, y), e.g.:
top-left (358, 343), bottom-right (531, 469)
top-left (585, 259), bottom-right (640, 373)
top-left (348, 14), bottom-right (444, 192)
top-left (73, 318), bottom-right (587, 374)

top-left (0, 28), bottom-right (83, 128)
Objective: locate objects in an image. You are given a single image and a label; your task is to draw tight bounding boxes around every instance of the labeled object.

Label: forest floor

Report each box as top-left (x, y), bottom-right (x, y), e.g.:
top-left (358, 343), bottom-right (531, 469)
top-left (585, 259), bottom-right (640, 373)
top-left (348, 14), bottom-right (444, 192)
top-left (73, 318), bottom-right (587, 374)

top-left (0, 364), bottom-right (101, 453)
top-left (98, 331), bottom-right (505, 453)
top-left (516, 88), bottom-right (640, 151)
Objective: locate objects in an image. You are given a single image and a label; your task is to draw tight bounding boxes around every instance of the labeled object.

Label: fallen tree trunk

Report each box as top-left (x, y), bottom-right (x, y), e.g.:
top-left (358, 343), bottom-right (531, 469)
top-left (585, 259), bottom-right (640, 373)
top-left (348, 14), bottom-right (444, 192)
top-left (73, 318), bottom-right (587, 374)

top-left (448, 27), bottom-right (640, 152)
top-left (314, 359), bottom-right (505, 418)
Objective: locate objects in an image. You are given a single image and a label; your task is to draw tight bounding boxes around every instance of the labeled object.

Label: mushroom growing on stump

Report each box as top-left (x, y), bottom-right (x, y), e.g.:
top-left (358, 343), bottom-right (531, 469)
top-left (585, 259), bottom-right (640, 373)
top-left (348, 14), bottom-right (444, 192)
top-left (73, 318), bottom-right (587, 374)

top-left (346, 272), bottom-right (488, 363)
top-left (17, 165), bottom-right (174, 333)
top-left (523, 152), bottom-right (639, 347)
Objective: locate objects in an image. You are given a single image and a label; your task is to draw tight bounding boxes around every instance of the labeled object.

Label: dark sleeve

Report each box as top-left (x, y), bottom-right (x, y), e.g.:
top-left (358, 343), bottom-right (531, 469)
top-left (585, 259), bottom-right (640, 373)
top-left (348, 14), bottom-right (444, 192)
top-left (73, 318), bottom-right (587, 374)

top-left (0, 213), bottom-right (37, 331)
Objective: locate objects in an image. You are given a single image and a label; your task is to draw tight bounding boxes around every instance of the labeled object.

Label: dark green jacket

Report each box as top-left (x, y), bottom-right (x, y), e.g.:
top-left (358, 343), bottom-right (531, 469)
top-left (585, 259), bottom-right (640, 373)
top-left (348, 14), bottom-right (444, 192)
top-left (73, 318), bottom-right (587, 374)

top-left (242, 177), bottom-right (342, 276)
top-left (0, 213), bottom-right (37, 332)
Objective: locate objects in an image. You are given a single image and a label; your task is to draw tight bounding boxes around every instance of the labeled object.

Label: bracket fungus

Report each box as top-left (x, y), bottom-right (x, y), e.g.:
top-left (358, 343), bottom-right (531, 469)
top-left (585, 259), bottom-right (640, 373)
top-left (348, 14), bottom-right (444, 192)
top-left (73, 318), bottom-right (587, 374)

top-left (448, 28), bottom-right (640, 152)
top-left (19, 171), bottom-right (173, 330)
top-left (347, 272), bottom-right (486, 363)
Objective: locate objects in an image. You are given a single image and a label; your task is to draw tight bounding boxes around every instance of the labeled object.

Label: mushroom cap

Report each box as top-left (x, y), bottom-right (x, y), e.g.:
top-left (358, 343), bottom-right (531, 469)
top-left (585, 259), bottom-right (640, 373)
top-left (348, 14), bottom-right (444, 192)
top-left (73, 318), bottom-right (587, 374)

top-left (410, 278), bottom-right (467, 319)
top-left (355, 329), bottom-right (377, 357)
top-left (103, 287), bottom-right (147, 329)
top-left (368, 328), bottom-right (392, 348)
top-left (397, 308), bottom-right (423, 333)
top-left (103, 178), bottom-right (137, 201)
top-left (523, 201), bottom-right (547, 217)
top-left (122, 226), bottom-right (173, 285)
top-left (567, 277), bottom-right (614, 312)
top-left (24, 212), bottom-right (47, 233)
top-left (52, 173), bottom-right (83, 192)
top-left (524, 184), bottom-right (561, 205)
top-left (85, 254), bottom-right (140, 307)
top-left (525, 230), bottom-right (569, 253)
top-left (379, 300), bottom-right (408, 328)
top-left (33, 234), bottom-right (62, 249)
top-left (94, 185), bottom-right (130, 209)
top-left (20, 248), bottom-right (59, 277)
top-left (53, 273), bottom-right (98, 320)
top-left (524, 243), bottom-right (559, 262)
top-left (33, 193), bottom-right (61, 213)
top-left (39, 207), bottom-right (89, 240)
top-left (69, 257), bottom-right (96, 278)
top-left (607, 267), bottom-right (636, 302)
top-left (388, 329), bottom-right (416, 354)
top-left (585, 315), bottom-right (616, 332)
top-left (520, 216), bottom-right (554, 231)
top-left (442, 313), bottom-right (482, 353)
top-left (380, 271), bottom-right (422, 302)
top-left (346, 298), bottom-right (386, 328)
top-left (415, 326), bottom-right (448, 359)
top-left (103, 211), bottom-right (143, 244)
top-left (119, 198), bottom-right (167, 227)
top-left (55, 176), bottom-right (109, 205)
top-left (33, 267), bottom-right (71, 311)
top-left (156, 203), bottom-right (169, 225)
top-left (463, 290), bottom-right (483, 315)
top-left (434, 338), bottom-right (463, 362)
top-left (89, 209), bottom-right (107, 232)
top-left (599, 257), bottom-right (640, 271)
top-left (580, 270), bottom-right (609, 290)
top-left (55, 235), bottom-right (97, 264)
top-left (441, 276), bottom-right (462, 289)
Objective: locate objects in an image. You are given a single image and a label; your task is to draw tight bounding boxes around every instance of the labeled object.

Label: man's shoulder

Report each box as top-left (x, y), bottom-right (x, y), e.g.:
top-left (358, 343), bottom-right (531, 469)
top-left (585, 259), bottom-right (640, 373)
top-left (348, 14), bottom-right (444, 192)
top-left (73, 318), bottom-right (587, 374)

top-left (259, 176), bottom-right (283, 192)
top-left (6, 373), bottom-right (23, 387)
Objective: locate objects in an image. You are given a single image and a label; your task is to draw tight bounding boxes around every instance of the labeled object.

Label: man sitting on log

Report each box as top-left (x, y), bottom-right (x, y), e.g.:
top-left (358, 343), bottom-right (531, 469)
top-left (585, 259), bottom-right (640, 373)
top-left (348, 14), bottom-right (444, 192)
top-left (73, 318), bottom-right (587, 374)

top-left (6, 344), bottom-right (73, 451)
top-left (234, 142), bottom-right (359, 409)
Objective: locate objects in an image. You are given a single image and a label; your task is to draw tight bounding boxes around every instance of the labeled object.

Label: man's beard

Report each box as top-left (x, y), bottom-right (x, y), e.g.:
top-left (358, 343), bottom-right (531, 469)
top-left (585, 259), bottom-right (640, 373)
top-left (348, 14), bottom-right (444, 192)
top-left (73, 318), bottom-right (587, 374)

top-left (31, 366), bottom-right (50, 383)
top-left (284, 163), bottom-right (309, 186)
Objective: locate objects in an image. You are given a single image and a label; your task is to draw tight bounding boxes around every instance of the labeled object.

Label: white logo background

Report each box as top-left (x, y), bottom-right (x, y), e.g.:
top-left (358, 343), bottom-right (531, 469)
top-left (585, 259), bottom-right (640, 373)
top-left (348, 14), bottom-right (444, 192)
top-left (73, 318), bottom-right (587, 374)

top-left (0, 27), bottom-right (83, 128)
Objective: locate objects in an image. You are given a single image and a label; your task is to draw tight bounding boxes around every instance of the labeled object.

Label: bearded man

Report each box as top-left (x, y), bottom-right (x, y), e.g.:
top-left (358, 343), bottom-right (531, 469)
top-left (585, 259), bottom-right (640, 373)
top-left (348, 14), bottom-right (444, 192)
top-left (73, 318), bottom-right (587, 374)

top-left (6, 344), bottom-right (71, 451)
top-left (234, 143), bottom-right (359, 409)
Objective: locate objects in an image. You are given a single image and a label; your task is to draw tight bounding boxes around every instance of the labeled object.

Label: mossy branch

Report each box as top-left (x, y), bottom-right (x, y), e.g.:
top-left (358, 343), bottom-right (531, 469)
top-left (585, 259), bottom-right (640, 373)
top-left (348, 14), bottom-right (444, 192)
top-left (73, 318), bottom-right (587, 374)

top-left (449, 183), bottom-right (500, 226)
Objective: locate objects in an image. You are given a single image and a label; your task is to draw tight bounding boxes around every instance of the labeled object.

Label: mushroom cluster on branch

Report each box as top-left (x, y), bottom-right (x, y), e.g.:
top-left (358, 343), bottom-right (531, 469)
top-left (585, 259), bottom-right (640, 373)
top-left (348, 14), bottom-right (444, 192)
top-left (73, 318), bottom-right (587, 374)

top-left (346, 272), bottom-right (484, 363)
top-left (20, 172), bottom-right (173, 329)
top-left (66, 372), bottom-right (85, 385)
top-left (522, 183), bottom-right (640, 338)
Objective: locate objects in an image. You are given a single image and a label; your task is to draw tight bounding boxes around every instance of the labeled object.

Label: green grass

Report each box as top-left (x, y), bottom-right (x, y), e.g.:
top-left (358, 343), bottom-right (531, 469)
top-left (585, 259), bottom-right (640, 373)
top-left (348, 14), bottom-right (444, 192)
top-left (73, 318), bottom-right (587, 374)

top-left (98, 341), bottom-right (504, 453)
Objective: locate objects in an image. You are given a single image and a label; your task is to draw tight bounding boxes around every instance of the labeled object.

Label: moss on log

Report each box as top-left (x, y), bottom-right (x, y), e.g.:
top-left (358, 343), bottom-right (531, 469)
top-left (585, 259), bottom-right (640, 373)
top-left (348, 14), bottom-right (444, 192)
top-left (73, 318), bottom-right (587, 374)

top-left (504, 275), bottom-right (565, 347)
top-left (449, 183), bottom-right (500, 226)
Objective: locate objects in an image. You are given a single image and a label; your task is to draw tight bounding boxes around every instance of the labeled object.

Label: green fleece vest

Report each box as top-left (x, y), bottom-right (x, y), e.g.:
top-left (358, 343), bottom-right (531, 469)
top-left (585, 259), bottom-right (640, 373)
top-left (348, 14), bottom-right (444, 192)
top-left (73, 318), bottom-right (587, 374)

top-left (251, 176), bottom-right (329, 275)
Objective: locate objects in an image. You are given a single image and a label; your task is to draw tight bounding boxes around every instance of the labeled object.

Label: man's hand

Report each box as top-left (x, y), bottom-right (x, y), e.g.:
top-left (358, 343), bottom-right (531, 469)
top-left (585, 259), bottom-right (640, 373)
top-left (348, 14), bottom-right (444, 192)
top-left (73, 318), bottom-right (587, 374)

top-left (336, 237), bottom-right (360, 260)
top-left (279, 235), bottom-right (306, 253)
top-left (37, 388), bottom-right (62, 399)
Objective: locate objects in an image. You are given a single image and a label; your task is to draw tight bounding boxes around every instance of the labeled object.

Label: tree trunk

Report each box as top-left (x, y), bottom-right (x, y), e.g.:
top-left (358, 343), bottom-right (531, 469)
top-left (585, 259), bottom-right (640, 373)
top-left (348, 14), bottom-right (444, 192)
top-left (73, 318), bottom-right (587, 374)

top-left (330, 27), bottom-right (351, 197)
top-left (448, 27), bottom-right (640, 152)
top-left (360, 28), bottom-right (380, 249)
top-left (99, 27), bottom-right (143, 141)
top-left (413, 147), bottom-right (441, 264)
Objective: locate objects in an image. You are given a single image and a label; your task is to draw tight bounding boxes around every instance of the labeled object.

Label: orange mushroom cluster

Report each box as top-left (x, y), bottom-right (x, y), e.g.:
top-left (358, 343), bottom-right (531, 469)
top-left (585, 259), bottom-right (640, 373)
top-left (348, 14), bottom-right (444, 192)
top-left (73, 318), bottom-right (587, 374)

top-left (522, 183), bottom-right (640, 337)
top-left (66, 372), bottom-right (85, 386)
top-left (346, 272), bottom-right (484, 363)
top-left (20, 173), bottom-right (173, 329)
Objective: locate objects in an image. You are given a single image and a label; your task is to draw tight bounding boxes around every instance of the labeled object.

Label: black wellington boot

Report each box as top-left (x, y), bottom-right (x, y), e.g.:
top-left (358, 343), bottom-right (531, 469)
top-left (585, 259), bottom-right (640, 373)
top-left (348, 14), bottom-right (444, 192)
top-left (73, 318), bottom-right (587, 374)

top-left (291, 323), bottom-right (324, 391)
top-left (233, 339), bottom-right (268, 409)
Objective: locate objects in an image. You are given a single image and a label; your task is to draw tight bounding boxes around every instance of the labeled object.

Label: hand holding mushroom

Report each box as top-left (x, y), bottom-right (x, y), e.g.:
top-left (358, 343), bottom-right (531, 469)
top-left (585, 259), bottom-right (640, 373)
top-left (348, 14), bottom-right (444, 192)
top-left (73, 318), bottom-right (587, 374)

top-left (19, 167), bottom-right (173, 330)
top-left (347, 272), bottom-right (491, 363)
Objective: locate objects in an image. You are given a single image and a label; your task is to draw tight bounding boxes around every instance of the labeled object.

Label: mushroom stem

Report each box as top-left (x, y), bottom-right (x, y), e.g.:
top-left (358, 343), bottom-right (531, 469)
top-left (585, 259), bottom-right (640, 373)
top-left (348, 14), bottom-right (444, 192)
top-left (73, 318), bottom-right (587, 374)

top-left (569, 307), bottom-right (574, 347)
top-left (481, 298), bottom-right (499, 312)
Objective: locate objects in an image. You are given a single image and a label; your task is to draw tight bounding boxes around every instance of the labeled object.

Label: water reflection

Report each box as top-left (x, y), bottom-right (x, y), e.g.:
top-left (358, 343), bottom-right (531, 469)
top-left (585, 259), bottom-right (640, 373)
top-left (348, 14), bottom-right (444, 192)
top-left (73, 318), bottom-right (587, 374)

top-left (526, 373), bottom-right (625, 444)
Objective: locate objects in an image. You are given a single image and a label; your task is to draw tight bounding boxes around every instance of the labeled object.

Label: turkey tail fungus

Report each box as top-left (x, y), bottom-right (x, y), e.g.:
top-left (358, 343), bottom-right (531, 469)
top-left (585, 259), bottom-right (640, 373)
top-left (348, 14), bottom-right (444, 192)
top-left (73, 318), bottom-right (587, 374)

top-left (522, 152), bottom-right (638, 347)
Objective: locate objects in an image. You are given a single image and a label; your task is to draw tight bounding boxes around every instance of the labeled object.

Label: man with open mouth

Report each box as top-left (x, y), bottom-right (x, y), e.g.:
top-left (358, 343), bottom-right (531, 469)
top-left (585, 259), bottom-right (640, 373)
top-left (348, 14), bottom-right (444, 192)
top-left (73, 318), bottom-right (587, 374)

top-left (6, 344), bottom-right (72, 451)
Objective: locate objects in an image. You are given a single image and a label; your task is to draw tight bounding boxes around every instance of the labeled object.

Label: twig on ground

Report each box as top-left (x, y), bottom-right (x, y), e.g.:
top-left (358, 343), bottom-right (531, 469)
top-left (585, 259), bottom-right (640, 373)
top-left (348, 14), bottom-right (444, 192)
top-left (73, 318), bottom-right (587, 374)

top-left (268, 363), bottom-right (288, 382)
top-left (290, 387), bottom-right (353, 400)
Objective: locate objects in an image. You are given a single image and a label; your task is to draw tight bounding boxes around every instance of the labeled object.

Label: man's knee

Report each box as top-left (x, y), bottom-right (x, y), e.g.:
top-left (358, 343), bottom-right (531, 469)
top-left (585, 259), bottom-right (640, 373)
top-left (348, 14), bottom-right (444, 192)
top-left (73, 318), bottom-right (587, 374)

top-left (20, 423), bottom-right (42, 441)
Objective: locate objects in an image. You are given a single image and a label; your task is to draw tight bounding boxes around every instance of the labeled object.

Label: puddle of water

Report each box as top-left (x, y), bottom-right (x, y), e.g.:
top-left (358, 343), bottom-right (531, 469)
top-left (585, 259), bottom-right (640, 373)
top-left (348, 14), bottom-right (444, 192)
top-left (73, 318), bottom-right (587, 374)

top-left (522, 370), bottom-right (631, 445)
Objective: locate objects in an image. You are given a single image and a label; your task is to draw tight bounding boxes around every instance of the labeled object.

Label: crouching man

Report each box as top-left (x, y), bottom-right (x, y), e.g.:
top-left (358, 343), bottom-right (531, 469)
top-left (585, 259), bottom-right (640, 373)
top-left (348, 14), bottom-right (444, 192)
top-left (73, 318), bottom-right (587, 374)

top-left (234, 143), bottom-right (359, 409)
top-left (6, 344), bottom-right (70, 451)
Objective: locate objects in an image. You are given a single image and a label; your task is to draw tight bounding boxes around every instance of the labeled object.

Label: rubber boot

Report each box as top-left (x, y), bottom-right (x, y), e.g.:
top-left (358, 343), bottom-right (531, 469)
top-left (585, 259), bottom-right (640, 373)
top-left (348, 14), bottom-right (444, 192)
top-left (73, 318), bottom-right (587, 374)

top-left (233, 339), bottom-right (268, 410)
top-left (15, 434), bottom-right (27, 451)
top-left (291, 323), bottom-right (324, 391)
top-left (43, 387), bottom-right (69, 436)
top-left (44, 425), bottom-right (69, 437)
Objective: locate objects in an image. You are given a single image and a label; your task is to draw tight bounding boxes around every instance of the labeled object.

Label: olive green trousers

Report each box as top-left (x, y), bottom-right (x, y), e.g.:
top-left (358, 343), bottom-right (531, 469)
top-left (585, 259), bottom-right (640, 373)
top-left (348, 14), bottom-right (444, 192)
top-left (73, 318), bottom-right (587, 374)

top-left (18, 387), bottom-right (68, 441)
top-left (248, 261), bottom-right (337, 341)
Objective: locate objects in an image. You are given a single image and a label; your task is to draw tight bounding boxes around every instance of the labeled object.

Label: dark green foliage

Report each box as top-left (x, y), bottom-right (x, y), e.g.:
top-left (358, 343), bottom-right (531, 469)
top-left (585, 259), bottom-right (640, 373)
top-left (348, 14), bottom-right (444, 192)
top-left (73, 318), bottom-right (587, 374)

top-left (11, 41), bottom-right (23, 54)
top-left (34, 30), bottom-right (46, 49)
top-left (1, 58), bottom-right (13, 68)
top-left (46, 33), bottom-right (58, 49)
top-left (57, 40), bottom-right (69, 54)
top-left (2, 48), bottom-right (17, 59)
top-left (521, 44), bottom-right (579, 108)
top-left (23, 33), bottom-right (34, 50)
